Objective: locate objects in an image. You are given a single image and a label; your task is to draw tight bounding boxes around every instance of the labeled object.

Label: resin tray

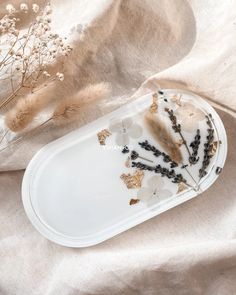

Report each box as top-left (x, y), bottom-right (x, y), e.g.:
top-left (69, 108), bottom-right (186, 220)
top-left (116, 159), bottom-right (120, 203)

top-left (22, 89), bottom-right (227, 247)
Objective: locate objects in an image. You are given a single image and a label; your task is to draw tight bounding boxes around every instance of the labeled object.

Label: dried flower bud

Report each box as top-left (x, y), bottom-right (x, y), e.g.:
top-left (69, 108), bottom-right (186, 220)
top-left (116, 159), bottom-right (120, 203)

top-left (43, 71), bottom-right (51, 77)
top-left (32, 3), bottom-right (39, 13)
top-left (56, 72), bottom-right (64, 81)
top-left (45, 4), bottom-right (52, 14)
top-left (20, 3), bottom-right (28, 12)
top-left (6, 4), bottom-right (16, 14)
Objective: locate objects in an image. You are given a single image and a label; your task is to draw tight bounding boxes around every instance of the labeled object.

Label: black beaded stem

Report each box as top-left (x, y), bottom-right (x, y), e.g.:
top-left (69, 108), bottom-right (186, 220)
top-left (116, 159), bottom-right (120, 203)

top-left (130, 150), bottom-right (153, 163)
top-left (131, 161), bottom-right (194, 188)
top-left (198, 115), bottom-right (215, 179)
top-left (164, 108), bottom-right (192, 158)
top-left (189, 129), bottom-right (201, 165)
top-left (138, 140), bottom-right (178, 168)
top-left (139, 139), bottom-right (199, 188)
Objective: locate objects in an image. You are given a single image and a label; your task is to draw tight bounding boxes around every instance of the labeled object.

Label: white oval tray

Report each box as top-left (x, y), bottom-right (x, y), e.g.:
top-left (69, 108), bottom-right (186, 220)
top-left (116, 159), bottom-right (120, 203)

top-left (22, 89), bottom-right (227, 247)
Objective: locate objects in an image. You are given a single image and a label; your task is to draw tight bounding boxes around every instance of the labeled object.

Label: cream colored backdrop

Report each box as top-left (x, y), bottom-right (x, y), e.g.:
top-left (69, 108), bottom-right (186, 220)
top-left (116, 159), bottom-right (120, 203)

top-left (0, 1), bottom-right (236, 294)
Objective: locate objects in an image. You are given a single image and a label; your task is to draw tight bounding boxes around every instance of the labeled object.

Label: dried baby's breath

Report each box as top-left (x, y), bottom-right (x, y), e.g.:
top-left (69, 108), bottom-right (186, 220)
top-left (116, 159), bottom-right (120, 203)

top-left (0, 2), bottom-right (73, 110)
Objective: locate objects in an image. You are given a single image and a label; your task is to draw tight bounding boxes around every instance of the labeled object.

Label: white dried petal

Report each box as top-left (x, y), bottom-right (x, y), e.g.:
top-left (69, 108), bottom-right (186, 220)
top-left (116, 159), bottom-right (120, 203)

top-left (115, 133), bottom-right (129, 146)
top-left (128, 124), bottom-right (142, 138)
top-left (122, 117), bottom-right (133, 129)
top-left (137, 187), bottom-right (153, 202)
top-left (109, 119), bottom-right (122, 132)
top-left (147, 175), bottom-right (164, 190)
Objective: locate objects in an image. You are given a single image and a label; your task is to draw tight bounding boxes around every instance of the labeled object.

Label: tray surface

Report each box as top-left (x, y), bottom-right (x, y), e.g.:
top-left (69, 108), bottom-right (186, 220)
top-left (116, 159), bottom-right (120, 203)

top-left (22, 89), bottom-right (227, 247)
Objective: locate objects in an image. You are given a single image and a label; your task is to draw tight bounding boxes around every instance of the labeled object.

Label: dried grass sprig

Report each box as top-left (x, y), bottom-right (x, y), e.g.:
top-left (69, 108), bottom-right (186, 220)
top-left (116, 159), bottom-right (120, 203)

top-left (0, 2), bottom-right (73, 110)
top-left (4, 94), bottom-right (50, 132)
top-left (0, 82), bottom-right (111, 152)
top-left (144, 111), bottom-right (182, 164)
top-left (52, 82), bottom-right (111, 126)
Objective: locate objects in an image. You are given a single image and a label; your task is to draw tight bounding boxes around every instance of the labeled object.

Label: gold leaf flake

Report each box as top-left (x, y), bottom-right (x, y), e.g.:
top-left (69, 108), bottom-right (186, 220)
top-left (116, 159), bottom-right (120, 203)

top-left (171, 94), bottom-right (182, 106)
top-left (209, 141), bottom-right (218, 156)
top-left (177, 182), bottom-right (187, 194)
top-left (97, 129), bottom-right (111, 145)
top-left (149, 93), bottom-right (158, 113)
top-left (129, 198), bottom-right (140, 206)
top-left (120, 169), bottom-right (144, 189)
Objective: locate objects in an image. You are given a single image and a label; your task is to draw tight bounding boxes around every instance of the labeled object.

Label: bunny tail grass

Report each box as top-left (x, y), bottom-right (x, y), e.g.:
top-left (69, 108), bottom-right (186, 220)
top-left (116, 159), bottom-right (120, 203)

top-left (52, 82), bottom-right (111, 126)
top-left (4, 94), bottom-right (49, 133)
top-left (145, 111), bottom-right (182, 164)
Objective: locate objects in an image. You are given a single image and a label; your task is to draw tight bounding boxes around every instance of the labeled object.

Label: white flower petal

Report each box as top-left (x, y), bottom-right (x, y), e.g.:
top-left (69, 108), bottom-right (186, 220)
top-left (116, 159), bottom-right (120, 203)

top-left (158, 189), bottom-right (173, 201)
top-left (137, 187), bottom-right (153, 202)
top-left (128, 124), bottom-right (142, 138)
top-left (122, 117), bottom-right (133, 129)
top-left (181, 120), bottom-right (199, 133)
top-left (115, 133), bottom-right (129, 146)
top-left (109, 119), bottom-right (122, 132)
top-left (147, 175), bottom-right (164, 190)
top-left (194, 109), bottom-right (205, 121)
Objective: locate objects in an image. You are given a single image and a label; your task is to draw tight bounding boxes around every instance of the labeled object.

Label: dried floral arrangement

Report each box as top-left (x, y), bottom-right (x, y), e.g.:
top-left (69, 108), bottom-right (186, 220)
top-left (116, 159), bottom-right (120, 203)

top-left (97, 91), bottom-right (223, 206)
top-left (0, 2), bottom-right (111, 150)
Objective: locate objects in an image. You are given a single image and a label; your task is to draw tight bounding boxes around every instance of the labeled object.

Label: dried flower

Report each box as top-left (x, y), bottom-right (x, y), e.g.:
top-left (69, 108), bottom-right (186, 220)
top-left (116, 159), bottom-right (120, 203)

top-left (139, 140), bottom-right (178, 168)
top-left (20, 3), bottom-right (28, 13)
top-left (6, 4), bottom-right (16, 14)
top-left (56, 72), bottom-right (64, 81)
top-left (0, 3), bottom-right (73, 110)
top-left (130, 150), bottom-right (153, 163)
top-left (32, 4), bottom-right (40, 13)
top-left (131, 161), bottom-right (188, 185)
top-left (137, 175), bottom-right (172, 203)
top-left (165, 108), bottom-right (191, 158)
top-left (189, 129), bottom-right (201, 165)
top-left (4, 94), bottom-right (49, 132)
top-left (109, 117), bottom-right (142, 146)
top-left (145, 111), bottom-right (182, 163)
top-left (199, 115), bottom-right (215, 178)
top-left (175, 103), bottom-right (205, 133)
top-left (52, 83), bottom-right (111, 126)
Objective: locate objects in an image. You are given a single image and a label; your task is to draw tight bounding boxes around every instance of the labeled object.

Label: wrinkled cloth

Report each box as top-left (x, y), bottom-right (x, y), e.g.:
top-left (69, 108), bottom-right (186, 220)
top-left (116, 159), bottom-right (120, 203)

top-left (0, 0), bottom-right (236, 294)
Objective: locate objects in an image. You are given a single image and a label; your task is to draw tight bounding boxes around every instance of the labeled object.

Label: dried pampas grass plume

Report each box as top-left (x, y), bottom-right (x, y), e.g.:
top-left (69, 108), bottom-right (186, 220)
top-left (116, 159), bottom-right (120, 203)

top-left (52, 82), bottom-right (111, 126)
top-left (145, 111), bottom-right (182, 164)
top-left (4, 95), bottom-right (49, 133)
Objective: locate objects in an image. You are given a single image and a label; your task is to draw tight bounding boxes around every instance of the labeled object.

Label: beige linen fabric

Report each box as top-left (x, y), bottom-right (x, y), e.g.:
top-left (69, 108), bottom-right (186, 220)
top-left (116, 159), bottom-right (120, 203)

top-left (0, 0), bottom-right (236, 294)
